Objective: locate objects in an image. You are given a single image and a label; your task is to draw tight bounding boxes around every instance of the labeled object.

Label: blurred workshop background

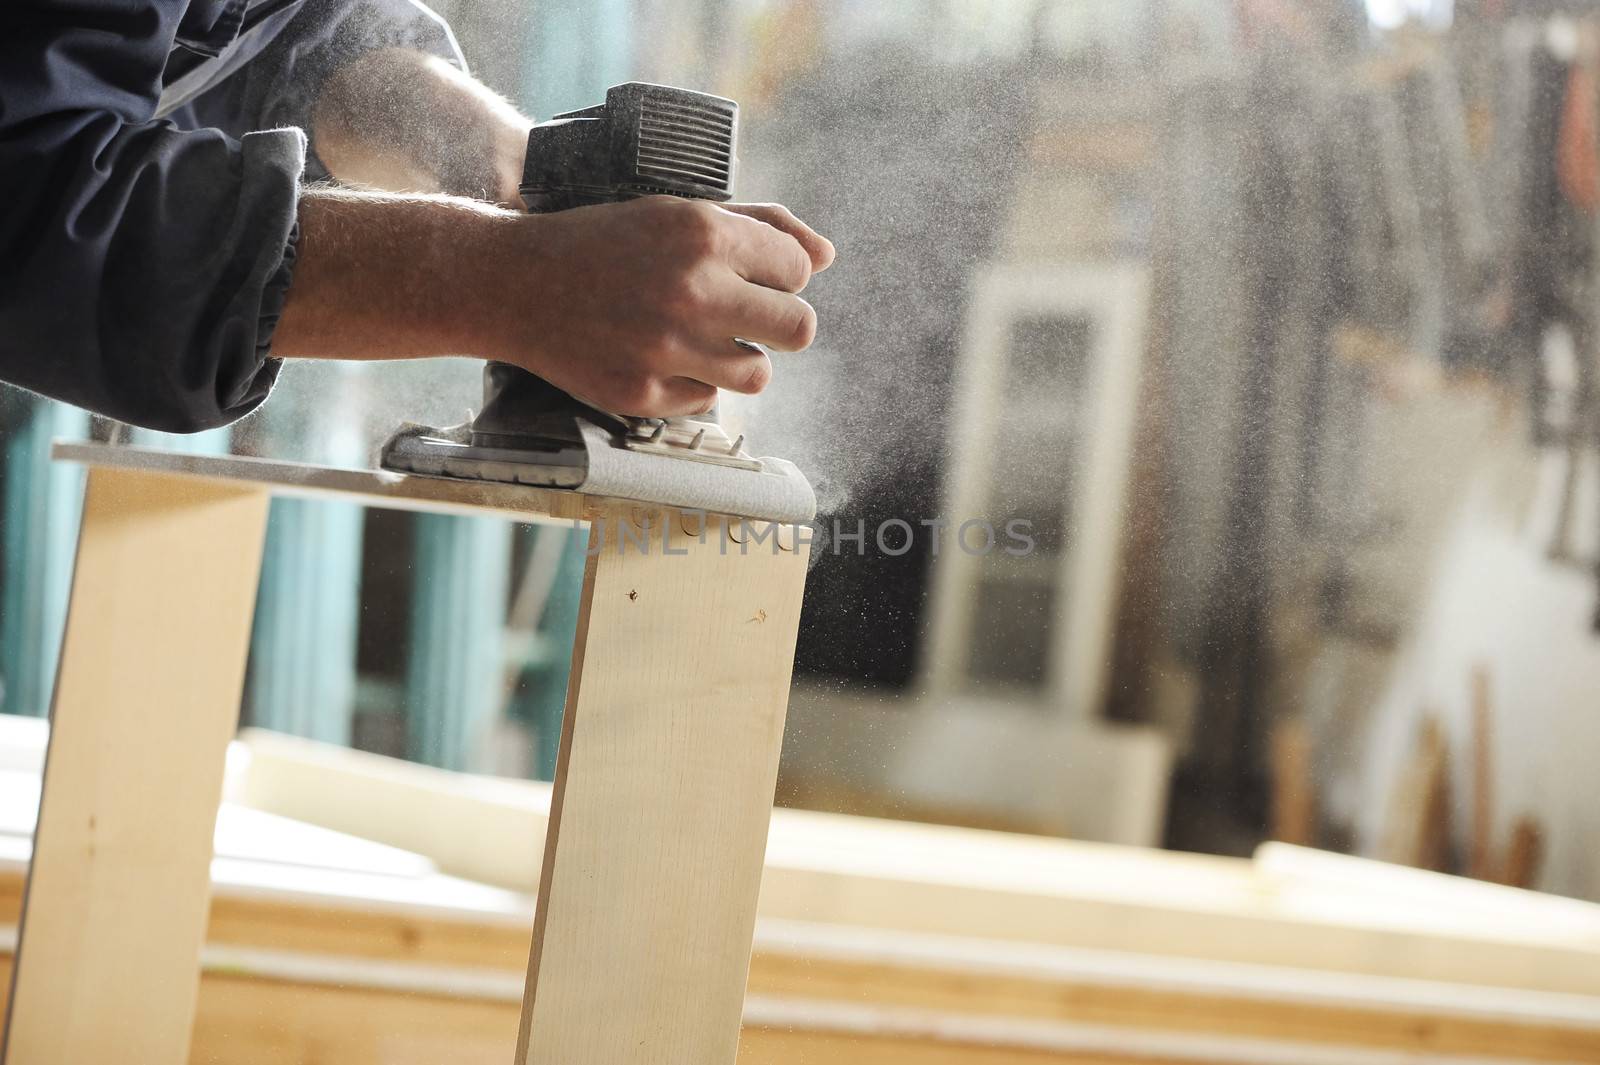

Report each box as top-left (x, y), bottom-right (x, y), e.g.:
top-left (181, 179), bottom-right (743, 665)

top-left (2, 0), bottom-right (1598, 912)
top-left (11, 1), bottom-right (1600, 1060)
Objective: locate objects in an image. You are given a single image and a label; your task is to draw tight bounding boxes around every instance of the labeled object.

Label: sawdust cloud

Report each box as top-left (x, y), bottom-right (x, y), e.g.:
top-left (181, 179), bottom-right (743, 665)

top-left (258, 0), bottom-right (1446, 567)
top-left (733, 37), bottom-right (1032, 523)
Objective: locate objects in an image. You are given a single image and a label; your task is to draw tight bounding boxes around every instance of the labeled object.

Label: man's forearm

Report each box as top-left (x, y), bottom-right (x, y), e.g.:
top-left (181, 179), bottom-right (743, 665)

top-left (275, 47), bottom-right (535, 361)
top-left (271, 187), bottom-right (519, 360)
top-left (270, 190), bottom-right (832, 420)
top-left (312, 48), bottom-right (531, 204)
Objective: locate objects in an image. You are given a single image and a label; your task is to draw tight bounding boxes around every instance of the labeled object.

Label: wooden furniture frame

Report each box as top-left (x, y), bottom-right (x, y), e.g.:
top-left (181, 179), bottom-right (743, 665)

top-left (0, 442), bottom-right (810, 1065)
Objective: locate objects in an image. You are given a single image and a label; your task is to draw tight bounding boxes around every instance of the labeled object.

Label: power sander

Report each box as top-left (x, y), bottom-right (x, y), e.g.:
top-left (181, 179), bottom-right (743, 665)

top-left (379, 83), bottom-right (816, 524)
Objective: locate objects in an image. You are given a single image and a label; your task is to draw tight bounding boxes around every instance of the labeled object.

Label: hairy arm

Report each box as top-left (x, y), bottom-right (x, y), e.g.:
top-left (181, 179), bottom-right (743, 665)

top-left (270, 187), bottom-right (516, 360)
top-left (276, 50), bottom-right (836, 418)
top-left (275, 190), bottom-right (832, 417)
top-left (312, 47), bottom-right (531, 204)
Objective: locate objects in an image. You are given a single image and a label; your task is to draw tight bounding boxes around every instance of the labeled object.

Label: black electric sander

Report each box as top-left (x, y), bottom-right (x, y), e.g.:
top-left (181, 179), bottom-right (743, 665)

top-left (379, 83), bottom-right (815, 523)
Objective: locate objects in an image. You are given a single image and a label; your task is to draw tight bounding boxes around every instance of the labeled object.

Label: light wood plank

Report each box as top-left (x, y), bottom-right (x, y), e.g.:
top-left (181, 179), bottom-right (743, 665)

top-left (1, 468), bottom-right (269, 1063)
top-left (516, 511), bottom-right (809, 1064)
top-left (226, 731), bottom-right (1600, 999)
top-left (52, 441), bottom-right (655, 526)
top-left (6, 949), bottom-right (1593, 1065)
top-left (1, 838), bottom-right (1598, 1062)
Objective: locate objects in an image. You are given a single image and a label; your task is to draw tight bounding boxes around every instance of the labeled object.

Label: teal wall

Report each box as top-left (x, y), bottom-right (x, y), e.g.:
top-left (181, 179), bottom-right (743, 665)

top-left (522, 0), bottom-right (634, 117)
top-left (0, 397), bottom-right (87, 717)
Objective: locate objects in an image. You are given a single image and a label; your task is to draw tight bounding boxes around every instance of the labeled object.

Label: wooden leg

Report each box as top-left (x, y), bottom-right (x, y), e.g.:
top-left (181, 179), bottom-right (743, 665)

top-left (516, 512), bottom-right (809, 1065)
top-left (2, 469), bottom-right (270, 1063)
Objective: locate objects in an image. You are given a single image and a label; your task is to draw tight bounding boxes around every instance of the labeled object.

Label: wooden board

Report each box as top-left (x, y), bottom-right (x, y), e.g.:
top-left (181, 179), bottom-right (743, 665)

top-left (517, 511), bottom-right (810, 1064)
top-left (22, 446), bottom-right (817, 1062)
top-left (1, 468), bottom-right (269, 1063)
top-left (228, 729), bottom-right (1600, 1000)
top-left (5, 917), bottom-right (1599, 1065)
top-left (2, 776), bottom-right (1598, 1064)
top-left (50, 442), bottom-right (601, 526)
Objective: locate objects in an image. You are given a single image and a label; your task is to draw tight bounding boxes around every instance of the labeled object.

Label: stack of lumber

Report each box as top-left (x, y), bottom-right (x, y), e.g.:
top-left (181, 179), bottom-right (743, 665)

top-left (1, 719), bottom-right (1596, 1064)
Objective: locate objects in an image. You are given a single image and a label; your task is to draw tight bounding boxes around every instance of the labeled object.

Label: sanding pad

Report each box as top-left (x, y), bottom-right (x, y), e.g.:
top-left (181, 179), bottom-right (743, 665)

top-left (381, 420), bottom-right (816, 524)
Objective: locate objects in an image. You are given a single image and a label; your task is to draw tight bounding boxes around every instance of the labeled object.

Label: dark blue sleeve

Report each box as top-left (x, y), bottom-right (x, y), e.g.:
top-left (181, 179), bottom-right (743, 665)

top-left (176, 0), bottom-right (466, 184)
top-left (0, 0), bottom-right (304, 432)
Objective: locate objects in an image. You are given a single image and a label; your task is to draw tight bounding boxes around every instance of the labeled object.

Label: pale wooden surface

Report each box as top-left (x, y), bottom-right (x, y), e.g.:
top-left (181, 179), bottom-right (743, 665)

top-left (51, 441), bottom-right (606, 525)
top-left (1, 468), bottom-right (269, 1063)
top-left (518, 513), bottom-right (810, 1065)
top-left (4, 885), bottom-right (1598, 1065)
top-left (32, 445), bottom-right (816, 1065)
top-left (234, 726), bottom-right (555, 893)
top-left (232, 729), bottom-right (1600, 1000)
top-left (2, 742), bottom-right (1600, 1064)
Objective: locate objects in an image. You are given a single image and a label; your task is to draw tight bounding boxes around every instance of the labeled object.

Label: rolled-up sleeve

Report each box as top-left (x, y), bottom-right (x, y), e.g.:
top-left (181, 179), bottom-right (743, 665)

top-left (0, 0), bottom-right (303, 432)
top-left (264, 0), bottom-right (464, 131)
top-left (181, 0), bottom-right (466, 183)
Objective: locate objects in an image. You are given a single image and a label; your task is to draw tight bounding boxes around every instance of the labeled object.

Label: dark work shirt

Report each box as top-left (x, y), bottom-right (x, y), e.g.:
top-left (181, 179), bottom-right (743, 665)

top-left (0, 0), bottom-right (462, 432)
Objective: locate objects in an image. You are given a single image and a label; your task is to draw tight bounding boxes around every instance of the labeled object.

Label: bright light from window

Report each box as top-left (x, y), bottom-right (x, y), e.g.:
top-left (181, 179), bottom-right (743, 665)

top-left (1366, 0), bottom-right (1454, 29)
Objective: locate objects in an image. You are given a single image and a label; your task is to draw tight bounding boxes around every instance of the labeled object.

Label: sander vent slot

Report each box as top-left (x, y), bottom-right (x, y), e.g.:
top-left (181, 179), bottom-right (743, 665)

top-left (637, 96), bottom-right (735, 192)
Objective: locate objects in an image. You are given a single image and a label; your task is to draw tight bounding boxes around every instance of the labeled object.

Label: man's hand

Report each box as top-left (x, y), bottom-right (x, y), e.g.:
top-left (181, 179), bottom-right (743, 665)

top-left (291, 49), bottom-right (835, 415)
top-left (498, 197), bottom-right (835, 416)
top-left (273, 189), bottom-right (835, 418)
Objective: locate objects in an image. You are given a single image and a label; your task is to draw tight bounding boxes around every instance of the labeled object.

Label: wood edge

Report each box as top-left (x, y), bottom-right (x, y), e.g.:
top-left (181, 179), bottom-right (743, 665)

top-left (50, 442), bottom-right (807, 526)
top-left (513, 525), bottom-right (601, 1063)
